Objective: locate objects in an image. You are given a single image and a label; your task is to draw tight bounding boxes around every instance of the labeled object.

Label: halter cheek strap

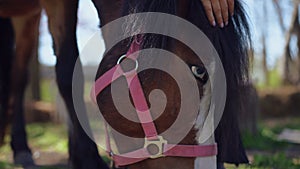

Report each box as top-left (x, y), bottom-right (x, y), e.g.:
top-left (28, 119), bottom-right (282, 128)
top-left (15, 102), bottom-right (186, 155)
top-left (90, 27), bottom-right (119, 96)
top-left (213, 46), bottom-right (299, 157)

top-left (91, 37), bottom-right (217, 167)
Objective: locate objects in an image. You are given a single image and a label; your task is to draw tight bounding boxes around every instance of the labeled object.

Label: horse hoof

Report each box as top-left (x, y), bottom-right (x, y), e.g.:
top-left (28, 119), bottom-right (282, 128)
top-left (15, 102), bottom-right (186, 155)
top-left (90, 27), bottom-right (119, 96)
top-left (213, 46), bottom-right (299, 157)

top-left (14, 151), bottom-right (35, 168)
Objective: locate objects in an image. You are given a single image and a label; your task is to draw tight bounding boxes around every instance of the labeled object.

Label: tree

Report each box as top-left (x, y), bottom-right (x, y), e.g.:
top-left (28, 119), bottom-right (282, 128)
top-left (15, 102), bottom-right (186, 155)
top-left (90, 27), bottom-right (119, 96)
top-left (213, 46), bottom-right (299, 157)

top-left (275, 0), bottom-right (300, 84)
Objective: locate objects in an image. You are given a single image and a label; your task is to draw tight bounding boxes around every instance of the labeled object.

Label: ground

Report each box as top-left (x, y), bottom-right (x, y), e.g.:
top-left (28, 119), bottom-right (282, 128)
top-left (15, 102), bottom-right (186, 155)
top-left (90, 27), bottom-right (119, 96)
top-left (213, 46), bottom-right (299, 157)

top-left (0, 123), bottom-right (69, 169)
top-left (0, 118), bottom-right (300, 169)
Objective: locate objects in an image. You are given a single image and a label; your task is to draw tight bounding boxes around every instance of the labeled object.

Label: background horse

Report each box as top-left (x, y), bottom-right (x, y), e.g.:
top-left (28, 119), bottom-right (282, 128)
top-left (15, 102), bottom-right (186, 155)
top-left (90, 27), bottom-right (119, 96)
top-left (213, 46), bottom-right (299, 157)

top-left (0, 0), bottom-right (125, 168)
top-left (95, 0), bottom-right (251, 169)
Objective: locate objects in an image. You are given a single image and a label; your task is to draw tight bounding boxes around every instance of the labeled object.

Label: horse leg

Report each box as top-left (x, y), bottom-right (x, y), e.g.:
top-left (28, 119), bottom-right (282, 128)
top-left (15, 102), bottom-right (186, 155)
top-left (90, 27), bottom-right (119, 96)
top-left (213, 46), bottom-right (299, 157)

top-left (0, 17), bottom-right (14, 147)
top-left (9, 9), bottom-right (41, 167)
top-left (217, 163), bottom-right (225, 169)
top-left (40, 0), bottom-right (108, 168)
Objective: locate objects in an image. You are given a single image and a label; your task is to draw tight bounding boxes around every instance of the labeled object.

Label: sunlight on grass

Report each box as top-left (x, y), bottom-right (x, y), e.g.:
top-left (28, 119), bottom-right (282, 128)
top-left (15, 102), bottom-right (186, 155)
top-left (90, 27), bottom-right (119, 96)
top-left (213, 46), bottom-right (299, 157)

top-left (26, 123), bottom-right (68, 153)
top-left (269, 118), bottom-right (300, 133)
top-left (0, 161), bottom-right (18, 169)
top-left (242, 129), bottom-right (288, 151)
top-left (242, 118), bottom-right (300, 151)
top-left (0, 118), bottom-right (299, 168)
top-left (0, 123), bottom-right (68, 169)
top-left (0, 135), bottom-right (13, 163)
top-left (257, 68), bottom-right (282, 89)
top-left (226, 153), bottom-right (300, 169)
top-left (225, 164), bottom-right (254, 169)
top-left (0, 123), bottom-right (111, 169)
top-left (40, 79), bottom-right (57, 102)
top-left (252, 153), bottom-right (300, 169)
top-left (241, 117), bottom-right (300, 169)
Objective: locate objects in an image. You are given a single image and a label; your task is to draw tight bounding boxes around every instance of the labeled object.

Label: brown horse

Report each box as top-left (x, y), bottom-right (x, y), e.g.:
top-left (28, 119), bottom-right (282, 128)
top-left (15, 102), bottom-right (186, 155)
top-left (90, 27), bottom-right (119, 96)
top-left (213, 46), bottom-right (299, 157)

top-left (0, 0), bottom-right (125, 168)
top-left (0, 0), bottom-right (250, 168)
top-left (94, 0), bottom-right (251, 169)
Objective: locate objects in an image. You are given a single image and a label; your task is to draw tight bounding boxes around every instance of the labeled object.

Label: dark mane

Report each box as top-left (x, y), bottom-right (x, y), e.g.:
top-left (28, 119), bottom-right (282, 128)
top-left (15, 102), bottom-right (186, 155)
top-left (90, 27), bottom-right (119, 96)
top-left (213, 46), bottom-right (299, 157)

top-left (123, 0), bottom-right (176, 49)
top-left (123, 0), bottom-right (251, 165)
top-left (186, 0), bottom-right (251, 164)
top-left (125, 0), bottom-right (251, 84)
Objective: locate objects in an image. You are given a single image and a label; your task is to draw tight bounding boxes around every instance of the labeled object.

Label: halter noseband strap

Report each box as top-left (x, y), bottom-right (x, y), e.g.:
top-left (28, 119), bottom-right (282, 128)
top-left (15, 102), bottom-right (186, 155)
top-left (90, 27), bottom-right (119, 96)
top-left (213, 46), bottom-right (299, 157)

top-left (91, 36), bottom-right (217, 167)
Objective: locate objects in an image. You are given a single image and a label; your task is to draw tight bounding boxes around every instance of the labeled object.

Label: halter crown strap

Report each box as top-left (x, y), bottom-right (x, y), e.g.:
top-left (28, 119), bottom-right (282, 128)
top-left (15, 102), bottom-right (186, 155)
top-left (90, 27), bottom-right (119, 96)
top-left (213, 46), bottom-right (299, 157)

top-left (91, 37), bottom-right (158, 139)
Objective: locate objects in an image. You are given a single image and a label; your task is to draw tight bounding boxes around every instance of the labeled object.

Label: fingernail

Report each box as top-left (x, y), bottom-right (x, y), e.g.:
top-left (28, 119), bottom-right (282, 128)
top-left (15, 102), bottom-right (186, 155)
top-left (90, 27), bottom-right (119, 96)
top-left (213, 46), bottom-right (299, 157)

top-left (212, 21), bottom-right (216, 27)
top-left (225, 21), bottom-right (229, 26)
top-left (220, 23), bottom-right (224, 28)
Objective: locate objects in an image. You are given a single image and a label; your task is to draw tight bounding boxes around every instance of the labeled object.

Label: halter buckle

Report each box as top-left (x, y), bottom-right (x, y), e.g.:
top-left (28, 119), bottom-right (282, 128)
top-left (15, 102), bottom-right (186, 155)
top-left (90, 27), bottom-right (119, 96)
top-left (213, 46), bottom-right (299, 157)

top-left (144, 136), bottom-right (167, 159)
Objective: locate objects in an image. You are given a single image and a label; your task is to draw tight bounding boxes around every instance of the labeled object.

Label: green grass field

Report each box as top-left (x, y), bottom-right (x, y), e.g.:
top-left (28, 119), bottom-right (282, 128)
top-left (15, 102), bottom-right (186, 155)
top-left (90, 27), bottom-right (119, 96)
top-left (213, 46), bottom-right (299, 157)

top-left (0, 118), bottom-right (299, 169)
top-left (239, 117), bottom-right (300, 169)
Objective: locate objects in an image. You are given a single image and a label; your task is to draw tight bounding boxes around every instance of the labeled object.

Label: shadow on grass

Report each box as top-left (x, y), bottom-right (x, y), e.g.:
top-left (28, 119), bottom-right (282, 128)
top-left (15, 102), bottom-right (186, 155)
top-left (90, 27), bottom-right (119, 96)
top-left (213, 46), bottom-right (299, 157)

top-left (0, 161), bottom-right (14, 169)
top-left (240, 117), bottom-right (300, 169)
top-left (242, 117), bottom-right (300, 151)
top-left (0, 161), bottom-right (69, 169)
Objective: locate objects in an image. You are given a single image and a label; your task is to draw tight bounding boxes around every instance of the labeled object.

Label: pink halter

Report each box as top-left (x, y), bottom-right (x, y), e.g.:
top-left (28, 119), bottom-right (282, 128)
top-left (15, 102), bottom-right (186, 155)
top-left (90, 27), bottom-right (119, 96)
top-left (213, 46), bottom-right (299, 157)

top-left (91, 36), bottom-right (217, 167)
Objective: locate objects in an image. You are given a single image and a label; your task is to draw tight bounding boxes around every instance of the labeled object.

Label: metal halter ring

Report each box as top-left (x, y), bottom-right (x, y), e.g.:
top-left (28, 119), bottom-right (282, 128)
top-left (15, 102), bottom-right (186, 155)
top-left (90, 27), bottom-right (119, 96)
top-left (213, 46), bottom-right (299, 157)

top-left (144, 136), bottom-right (167, 159)
top-left (117, 55), bottom-right (139, 75)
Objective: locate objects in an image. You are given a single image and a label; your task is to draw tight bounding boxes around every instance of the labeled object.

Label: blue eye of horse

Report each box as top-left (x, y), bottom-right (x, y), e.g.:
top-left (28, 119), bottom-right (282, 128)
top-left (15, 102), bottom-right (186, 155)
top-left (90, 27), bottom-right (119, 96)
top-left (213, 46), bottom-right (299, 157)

top-left (191, 66), bottom-right (205, 77)
top-left (191, 66), bottom-right (208, 83)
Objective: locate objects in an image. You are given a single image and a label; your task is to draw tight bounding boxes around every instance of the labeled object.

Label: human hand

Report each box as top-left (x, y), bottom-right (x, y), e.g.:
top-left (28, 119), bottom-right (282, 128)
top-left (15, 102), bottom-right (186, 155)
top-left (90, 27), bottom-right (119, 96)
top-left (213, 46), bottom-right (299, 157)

top-left (201, 0), bottom-right (234, 28)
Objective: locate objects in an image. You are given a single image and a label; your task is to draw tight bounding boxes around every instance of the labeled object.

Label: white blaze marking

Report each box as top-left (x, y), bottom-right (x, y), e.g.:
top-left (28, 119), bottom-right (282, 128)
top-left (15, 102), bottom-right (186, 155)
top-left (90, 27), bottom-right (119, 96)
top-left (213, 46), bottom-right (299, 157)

top-left (194, 82), bottom-right (217, 169)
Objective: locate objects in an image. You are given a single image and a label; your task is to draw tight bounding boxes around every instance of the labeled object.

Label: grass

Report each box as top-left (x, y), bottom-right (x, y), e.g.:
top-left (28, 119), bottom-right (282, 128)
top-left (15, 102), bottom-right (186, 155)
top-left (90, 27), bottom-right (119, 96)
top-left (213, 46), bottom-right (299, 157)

top-left (40, 79), bottom-right (57, 102)
top-left (40, 79), bottom-right (95, 103)
top-left (0, 123), bottom-right (111, 169)
top-left (0, 123), bottom-right (68, 169)
top-left (1, 117), bottom-right (300, 169)
top-left (256, 68), bottom-right (282, 90)
top-left (251, 153), bottom-right (300, 169)
top-left (242, 117), bottom-right (300, 151)
top-left (225, 153), bottom-right (300, 169)
top-left (25, 123), bottom-right (68, 153)
top-left (242, 128), bottom-right (288, 151)
top-left (239, 117), bottom-right (300, 169)
top-left (0, 162), bottom-right (16, 169)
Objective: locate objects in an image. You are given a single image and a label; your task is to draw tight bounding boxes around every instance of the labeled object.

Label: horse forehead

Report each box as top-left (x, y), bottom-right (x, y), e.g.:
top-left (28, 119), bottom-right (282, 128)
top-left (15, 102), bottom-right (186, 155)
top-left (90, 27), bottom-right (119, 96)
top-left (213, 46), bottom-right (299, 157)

top-left (171, 40), bottom-right (203, 65)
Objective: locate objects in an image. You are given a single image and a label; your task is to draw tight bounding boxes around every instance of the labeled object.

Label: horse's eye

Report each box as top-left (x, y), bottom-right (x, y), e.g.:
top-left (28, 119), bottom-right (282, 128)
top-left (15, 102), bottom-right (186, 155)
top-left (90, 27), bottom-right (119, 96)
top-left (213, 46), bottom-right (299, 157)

top-left (191, 66), bottom-right (208, 83)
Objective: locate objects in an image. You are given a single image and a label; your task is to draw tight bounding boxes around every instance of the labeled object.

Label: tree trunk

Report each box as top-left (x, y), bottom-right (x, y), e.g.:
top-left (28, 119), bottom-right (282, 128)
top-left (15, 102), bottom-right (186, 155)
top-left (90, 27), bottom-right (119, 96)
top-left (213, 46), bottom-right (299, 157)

top-left (262, 0), bottom-right (269, 85)
top-left (272, 0), bottom-right (286, 32)
top-left (262, 35), bottom-right (269, 85)
top-left (296, 7), bottom-right (300, 83)
top-left (283, 4), bottom-right (299, 84)
top-left (297, 30), bottom-right (300, 83)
